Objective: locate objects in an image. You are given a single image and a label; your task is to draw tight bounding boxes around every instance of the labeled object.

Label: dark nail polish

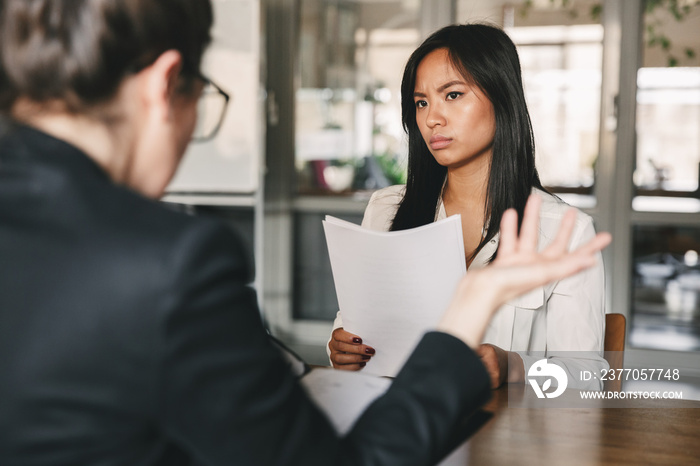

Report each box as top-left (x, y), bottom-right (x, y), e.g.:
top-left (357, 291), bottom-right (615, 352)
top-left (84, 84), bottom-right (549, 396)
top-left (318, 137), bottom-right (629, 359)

top-left (359, 362), bottom-right (366, 367)
top-left (365, 347), bottom-right (375, 355)
top-left (352, 337), bottom-right (362, 344)
top-left (362, 355), bottom-right (371, 360)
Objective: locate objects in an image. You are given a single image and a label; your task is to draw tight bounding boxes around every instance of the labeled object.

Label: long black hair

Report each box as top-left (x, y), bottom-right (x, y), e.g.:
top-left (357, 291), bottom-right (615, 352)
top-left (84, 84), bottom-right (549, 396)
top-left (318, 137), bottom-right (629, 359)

top-left (391, 23), bottom-right (544, 262)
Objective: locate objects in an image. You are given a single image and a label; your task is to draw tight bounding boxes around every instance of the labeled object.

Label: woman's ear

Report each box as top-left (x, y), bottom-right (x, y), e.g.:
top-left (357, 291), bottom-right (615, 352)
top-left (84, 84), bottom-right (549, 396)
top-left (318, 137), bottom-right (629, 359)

top-left (136, 50), bottom-right (184, 121)
top-left (125, 49), bottom-right (190, 198)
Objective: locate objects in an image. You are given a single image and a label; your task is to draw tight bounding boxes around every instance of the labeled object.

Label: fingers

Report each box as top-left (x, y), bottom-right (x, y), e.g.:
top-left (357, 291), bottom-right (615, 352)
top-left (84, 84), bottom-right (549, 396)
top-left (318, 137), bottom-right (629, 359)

top-left (329, 328), bottom-right (375, 370)
top-left (476, 344), bottom-right (501, 389)
top-left (551, 231), bottom-right (612, 275)
top-left (497, 209), bottom-right (518, 258)
top-left (332, 340), bottom-right (376, 355)
top-left (330, 349), bottom-right (368, 370)
top-left (329, 328), bottom-right (375, 356)
top-left (332, 328), bottom-right (364, 345)
top-left (543, 210), bottom-right (612, 263)
top-left (533, 232), bottom-right (612, 285)
top-left (531, 257), bottom-right (593, 289)
top-left (518, 194), bottom-right (541, 253)
top-left (576, 232), bottom-right (613, 257)
top-left (332, 352), bottom-right (371, 366)
top-left (543, 208), bottom-right (577, 257)
top-left (334, 362), bottom-right (365, 371)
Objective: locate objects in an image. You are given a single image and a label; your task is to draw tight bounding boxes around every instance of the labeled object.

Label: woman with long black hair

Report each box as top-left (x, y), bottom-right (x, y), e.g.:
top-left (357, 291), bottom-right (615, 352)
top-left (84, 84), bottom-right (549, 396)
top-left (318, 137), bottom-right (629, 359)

top-left (0, 3), bottom-right (610, 462)
top-left (329, 23), bottom-right (607, 391)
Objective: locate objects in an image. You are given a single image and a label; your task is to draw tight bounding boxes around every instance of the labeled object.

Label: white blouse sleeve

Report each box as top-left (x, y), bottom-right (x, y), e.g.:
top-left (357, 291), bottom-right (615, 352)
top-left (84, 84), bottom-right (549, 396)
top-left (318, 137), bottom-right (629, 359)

top-left (517, 214), bottom-right (608, 390)
top-left (360, 185), bottom-right (404, 231)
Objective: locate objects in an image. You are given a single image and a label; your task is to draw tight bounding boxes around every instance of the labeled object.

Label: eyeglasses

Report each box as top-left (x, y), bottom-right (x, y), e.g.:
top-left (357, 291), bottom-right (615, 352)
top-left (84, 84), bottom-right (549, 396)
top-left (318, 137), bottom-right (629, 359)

top-left (191, 74), bottom-right (230, 142)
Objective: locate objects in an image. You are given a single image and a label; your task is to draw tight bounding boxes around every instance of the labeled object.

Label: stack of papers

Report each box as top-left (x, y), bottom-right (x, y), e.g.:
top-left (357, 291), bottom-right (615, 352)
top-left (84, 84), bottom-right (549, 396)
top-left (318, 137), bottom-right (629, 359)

top-left (301, 368), bottom-right (480, 466)
top-left (301, 369), bottom-right (391, 435)
top-left (322, 215), bottom-right (467, 377)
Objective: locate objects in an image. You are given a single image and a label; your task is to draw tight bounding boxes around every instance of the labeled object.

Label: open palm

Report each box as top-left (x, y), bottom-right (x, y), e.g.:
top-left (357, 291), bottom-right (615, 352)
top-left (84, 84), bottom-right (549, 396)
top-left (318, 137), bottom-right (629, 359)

top-left (438, 194), bottom-right (611, 349)
top-left (487, 195), bottom-right (612, 305)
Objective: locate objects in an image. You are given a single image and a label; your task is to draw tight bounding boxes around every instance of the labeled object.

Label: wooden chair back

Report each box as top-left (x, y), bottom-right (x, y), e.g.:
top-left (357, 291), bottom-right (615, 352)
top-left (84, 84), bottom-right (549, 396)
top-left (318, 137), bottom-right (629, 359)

top-left (604, 313), bottom-right (626, 392)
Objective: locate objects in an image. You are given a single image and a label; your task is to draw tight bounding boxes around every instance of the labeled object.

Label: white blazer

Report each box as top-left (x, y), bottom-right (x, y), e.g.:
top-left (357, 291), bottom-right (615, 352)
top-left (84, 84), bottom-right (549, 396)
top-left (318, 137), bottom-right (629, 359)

top-left (329, 185), bottom-right (608, 390)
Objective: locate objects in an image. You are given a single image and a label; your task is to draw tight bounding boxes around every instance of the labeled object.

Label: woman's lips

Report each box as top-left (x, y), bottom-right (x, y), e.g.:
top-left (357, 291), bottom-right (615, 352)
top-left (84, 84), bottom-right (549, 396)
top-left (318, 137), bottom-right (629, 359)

top-left (429, 135), bottom-right (452, 150)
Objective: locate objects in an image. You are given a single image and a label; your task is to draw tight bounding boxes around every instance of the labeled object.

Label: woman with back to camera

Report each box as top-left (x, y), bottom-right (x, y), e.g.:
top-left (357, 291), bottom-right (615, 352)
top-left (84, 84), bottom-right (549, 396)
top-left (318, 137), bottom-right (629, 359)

top-left (0, 2), bottom-right (610, 464)
top-left (329, 23), bottom-right (608, 390)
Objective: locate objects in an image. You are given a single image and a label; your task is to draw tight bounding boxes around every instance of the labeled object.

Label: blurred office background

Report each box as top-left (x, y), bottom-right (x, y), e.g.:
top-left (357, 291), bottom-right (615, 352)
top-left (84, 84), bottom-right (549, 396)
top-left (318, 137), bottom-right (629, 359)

top-left (166, 0), bottom-right (700, 378)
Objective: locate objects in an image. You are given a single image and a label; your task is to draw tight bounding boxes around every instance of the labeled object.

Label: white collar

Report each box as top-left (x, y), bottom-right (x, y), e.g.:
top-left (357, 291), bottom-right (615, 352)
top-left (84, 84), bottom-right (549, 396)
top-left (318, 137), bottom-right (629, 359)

top-left (436, 196), bottom-right (499, 271)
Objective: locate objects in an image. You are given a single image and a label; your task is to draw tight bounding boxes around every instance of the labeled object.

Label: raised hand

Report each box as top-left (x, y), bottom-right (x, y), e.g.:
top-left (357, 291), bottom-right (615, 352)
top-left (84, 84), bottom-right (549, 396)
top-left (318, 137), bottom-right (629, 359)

top-left (437, 194), bottom-right (612, 349)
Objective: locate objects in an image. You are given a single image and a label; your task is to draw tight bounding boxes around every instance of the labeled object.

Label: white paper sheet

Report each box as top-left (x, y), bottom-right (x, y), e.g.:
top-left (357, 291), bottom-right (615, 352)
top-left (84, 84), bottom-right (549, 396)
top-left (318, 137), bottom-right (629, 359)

top-left (322, 215), bottom-right (466, 377)
top-left (301, 369), bottom-right (392, 435)
top-left (301, 368), bottom-right (471, 466)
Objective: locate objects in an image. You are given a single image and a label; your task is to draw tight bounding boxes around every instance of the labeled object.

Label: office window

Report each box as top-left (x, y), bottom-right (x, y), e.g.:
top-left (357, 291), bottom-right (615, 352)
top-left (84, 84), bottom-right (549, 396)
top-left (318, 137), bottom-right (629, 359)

top-left (631, 2), bottom-right (700, 212)
top-left (634, 67), bottom-right (700, 203)
top-left (627, 2), bottom-right (700, 356)
top-left (632, 225), bottom-right (700, 352)
top-left (456, 1), bottom-right (603, 203)
top-left (509, 25), bottom-right (603, 193)
top-left (295, 0), bottom-right (419, 194)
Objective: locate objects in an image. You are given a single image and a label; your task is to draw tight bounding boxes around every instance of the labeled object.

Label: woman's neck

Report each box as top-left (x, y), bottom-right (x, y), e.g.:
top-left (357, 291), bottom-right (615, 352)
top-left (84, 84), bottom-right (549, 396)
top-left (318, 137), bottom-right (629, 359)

top-left (442, 156), bottom-right (490, 209)
top-left (442, 158), bottom-right (491, 268)
top-left (11, 98), bottom-right (132, 183)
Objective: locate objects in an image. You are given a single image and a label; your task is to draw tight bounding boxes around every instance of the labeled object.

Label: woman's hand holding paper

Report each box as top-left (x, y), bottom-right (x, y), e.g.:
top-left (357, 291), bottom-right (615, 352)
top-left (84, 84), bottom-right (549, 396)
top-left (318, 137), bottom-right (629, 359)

top-left (329, 328), bottom-right (376, 370)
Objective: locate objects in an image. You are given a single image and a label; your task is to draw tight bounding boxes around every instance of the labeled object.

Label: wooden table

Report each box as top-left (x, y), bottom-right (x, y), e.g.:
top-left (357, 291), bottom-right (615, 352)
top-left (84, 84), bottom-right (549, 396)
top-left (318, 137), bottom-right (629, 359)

top-left (461, 384), bottom-right (700, 465)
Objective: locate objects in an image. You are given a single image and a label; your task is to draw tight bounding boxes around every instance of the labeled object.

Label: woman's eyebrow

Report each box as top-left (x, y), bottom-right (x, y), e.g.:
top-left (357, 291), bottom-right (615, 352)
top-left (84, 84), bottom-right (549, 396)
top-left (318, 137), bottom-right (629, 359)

top-left (413, 80), bottom-right (467, 98)
top-left (437, 80), bottom-right (466, 92)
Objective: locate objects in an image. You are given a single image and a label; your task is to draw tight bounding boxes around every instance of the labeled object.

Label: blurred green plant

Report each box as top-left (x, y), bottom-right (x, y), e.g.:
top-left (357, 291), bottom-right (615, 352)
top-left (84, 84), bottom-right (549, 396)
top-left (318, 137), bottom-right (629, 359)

top-left (519, 0), bottom-right (699, 67)
top-left (375, 152), bottom-right (407, 185)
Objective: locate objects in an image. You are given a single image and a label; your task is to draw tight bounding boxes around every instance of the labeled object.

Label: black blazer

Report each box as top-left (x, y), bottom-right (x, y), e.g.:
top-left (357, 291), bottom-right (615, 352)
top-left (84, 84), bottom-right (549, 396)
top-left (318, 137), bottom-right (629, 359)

top-left (0, 122), bottom-right (490, 466)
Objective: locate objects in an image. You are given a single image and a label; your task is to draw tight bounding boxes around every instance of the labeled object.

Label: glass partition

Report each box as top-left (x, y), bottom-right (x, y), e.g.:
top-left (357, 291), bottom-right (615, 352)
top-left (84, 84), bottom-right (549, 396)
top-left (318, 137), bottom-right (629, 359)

top-left (510, 24), bottom-right (602, 194)
top-left (632, 2), bottom-right (700, 212)
top-left (634, 67), bottom-right (700, 208)
top-left (458, 1), bottom-right (603, 207)
top-left (628, 2), bottom-right (700, 354)
top-left (295, 0), bottom-right (420, 195)
top-left (631, 225), bottom-right (700, 352)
